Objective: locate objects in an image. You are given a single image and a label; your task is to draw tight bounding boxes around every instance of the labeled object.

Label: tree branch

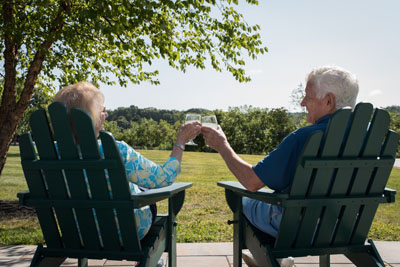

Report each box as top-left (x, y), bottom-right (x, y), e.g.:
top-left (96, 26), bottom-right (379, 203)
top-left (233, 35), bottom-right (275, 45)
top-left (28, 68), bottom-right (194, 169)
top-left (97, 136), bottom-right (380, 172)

top-left (16, 0), bottom-right (71, 111)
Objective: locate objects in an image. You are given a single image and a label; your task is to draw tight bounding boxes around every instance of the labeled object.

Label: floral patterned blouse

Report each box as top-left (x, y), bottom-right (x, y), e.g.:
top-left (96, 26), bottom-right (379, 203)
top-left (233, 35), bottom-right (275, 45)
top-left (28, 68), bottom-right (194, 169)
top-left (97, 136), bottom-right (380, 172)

top-left (99, 141), bottom-right (181, 239)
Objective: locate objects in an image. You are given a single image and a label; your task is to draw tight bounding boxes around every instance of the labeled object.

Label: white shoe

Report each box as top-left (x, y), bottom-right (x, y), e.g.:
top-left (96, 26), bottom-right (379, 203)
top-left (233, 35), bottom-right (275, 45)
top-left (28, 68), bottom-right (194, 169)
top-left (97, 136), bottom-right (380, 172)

top-left (156, 258), bottom-right (165, 267)
top-left (135, 258), bottom-right (164, 267)
top-left (242, 251), bottom-right (260, 267)
top-left (243, 251), bottom-right (294, 267)
top-left (277, 257), bottom-right (294, 267)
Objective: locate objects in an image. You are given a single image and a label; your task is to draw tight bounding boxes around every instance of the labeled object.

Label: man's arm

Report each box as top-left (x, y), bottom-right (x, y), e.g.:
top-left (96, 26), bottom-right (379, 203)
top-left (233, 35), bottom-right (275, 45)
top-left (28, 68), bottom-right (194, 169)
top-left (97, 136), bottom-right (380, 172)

top-left (202, 126), bottom-right (264, 191)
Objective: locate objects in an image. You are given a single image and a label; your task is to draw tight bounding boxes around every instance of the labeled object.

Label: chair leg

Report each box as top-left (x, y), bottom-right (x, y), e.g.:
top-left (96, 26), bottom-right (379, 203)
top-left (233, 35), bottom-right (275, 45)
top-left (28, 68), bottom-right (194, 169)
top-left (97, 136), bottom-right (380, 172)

top-left (229, 191), bottom-right (243, 267)
top-left (168, 193), bottom-right (182, 267)
top-left (30, 244), bottom-right (44, 267)
top-left (37, 257), bottom-right (66, 267)
top-left (345, 239), bottom-right (385, 267)
top-left (31, 244), bottom-right (66, 267)
top-left (319, 254), bottom-right (330, 267)
top-left (78, 258), bottom-right (88, 267)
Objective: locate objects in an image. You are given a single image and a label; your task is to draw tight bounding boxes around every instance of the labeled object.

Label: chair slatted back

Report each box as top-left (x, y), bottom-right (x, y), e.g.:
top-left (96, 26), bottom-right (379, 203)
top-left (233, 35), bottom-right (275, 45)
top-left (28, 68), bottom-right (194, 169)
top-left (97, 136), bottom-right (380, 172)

top-left (19, 102), bottom-right (141, 253)
top-left (275, 103), bottom-right (398, 249)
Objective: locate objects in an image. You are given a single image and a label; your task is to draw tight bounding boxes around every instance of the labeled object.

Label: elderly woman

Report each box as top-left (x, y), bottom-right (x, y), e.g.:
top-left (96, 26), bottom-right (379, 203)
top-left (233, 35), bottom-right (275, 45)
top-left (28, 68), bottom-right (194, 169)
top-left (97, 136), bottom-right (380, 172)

top-left (54, 81), bottom-right (201, 241)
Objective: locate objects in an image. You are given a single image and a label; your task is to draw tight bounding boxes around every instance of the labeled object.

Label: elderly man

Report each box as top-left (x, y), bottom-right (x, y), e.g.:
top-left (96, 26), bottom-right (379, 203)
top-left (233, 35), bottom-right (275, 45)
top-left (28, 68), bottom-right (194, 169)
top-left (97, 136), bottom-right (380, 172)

top-left (201, 65), bottom-right (359, 267)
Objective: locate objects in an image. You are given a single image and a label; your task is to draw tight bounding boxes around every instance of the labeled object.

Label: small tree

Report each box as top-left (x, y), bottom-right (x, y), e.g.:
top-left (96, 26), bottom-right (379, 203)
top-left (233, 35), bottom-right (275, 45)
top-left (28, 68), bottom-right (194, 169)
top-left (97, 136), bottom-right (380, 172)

top-left (0, 0), bottom-right (267, 175)
top-left (289, 83), bottom-right (305, 112)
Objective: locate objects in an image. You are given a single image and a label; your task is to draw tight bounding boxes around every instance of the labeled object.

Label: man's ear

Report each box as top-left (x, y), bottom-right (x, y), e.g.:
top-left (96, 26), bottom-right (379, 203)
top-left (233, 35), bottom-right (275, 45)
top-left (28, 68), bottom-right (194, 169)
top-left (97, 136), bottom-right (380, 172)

top-left (326, 93), bottom-right (336, 111)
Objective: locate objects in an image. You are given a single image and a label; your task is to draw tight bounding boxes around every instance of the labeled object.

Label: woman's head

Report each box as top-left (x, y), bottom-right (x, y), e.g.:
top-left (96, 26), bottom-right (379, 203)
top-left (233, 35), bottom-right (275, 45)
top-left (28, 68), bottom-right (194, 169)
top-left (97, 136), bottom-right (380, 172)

top-left (53, 82), bottom-right (107, 135)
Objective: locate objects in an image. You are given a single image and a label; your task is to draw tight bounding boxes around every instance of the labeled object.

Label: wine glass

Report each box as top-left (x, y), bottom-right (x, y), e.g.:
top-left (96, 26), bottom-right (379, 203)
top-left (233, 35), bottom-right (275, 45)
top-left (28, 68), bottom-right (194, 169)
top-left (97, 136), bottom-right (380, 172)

top-left (185, 114), bottom-right (201, 145)
top-left (201, 115), bottom-right (218, 129)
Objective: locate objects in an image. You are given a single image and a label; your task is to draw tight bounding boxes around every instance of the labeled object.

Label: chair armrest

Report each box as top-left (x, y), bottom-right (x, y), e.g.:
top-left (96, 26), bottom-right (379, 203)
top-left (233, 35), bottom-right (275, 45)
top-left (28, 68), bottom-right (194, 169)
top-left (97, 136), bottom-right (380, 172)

top-left (17, 183), bottom-right (192, 209)
top-left (131, 182), bottom-right (193, 208)
top-left (217, 181), bottom-right (288, 206)
top-left (384, 187), bottom-right (396, 203)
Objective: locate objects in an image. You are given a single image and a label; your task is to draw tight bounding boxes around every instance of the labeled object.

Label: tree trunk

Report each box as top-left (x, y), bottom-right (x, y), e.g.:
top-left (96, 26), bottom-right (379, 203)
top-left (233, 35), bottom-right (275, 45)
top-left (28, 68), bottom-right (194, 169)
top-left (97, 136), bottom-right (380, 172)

top-left (0, 109), bottom-right (22, 175)
top-left (0, 0), bottom-right (70, 176)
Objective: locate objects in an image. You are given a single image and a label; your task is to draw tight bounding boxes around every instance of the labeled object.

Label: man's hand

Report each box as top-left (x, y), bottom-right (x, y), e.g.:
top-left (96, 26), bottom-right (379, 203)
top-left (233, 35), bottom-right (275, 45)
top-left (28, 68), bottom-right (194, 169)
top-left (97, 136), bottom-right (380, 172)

top-left (201, 125), bottom-right (229, 153)
top-left (202, 124), bottom-right (264, 191)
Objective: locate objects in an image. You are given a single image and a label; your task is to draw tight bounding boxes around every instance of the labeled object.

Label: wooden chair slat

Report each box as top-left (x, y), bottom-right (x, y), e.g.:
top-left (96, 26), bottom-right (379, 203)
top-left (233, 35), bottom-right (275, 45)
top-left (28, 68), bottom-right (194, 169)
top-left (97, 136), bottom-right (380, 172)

top-left (71, 108), bottom-right (122, 250)
top-left (289, 131), bottom-right (323, 197)
top-left (275, 208), bottom-right (302, 248)
top-left (19, 133), bottom-right (63, 248)
top-left (101, 131), bottom-right (141, 251)
top-left (30, 108), bottom-right (82, 249)
top-left (369, 131), bottom-right (398, 194)
top-left (313, 104), bottom-right (373, 247)
top-left (350, 109), bottom-right (390, 196)
top-left (350, 204), bottom-right (379, 244)
top-left (294, 109), bottom-right (350, 248)
top-left (49, 103), bottom-right (102, 250)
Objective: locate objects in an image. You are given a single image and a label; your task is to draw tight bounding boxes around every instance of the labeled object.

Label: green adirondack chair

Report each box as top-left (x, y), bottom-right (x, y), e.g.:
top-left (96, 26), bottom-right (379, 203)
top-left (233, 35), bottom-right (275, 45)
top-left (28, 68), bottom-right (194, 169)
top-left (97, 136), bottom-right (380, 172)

top-left (17, 102), bottom-right (192, 267)
top-left (218, 102), bottom-right (397, 267)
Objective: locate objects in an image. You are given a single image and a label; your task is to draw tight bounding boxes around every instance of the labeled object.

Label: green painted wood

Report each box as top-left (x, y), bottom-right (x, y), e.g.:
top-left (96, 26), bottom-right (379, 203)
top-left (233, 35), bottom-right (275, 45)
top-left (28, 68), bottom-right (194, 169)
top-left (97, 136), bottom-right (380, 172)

top-left (49, 103), bottom-right (101, 250)
top-left (141, 216), bottom-right (168, 267)
top-left (351, 205), bottom-right (379, 244)
top-left (100, 130), bottom-right (141, 251)
top-left (19, 133), bottom-right (63, 249)
top-left (295, 108), bottom-right (350, 248)
top-left (71, 108), bottom-right (121, 251)
top-left (341, 109), bottom-right (391, 246)
top-left (331, 205), bottom-right (359, 245)
top-left (349, 131), bottom-right (398, 245)
top-left (30, 108), bottom-right (82, 249)
top-left (21, 159), bottom-right (117, 170)
top-left (314, 103), bottom-right (373, 247)
top-left (289, 131), bottom-right (323, 197)
top-left (276, 131), bottom-right (322, 248)
top-left (351, 109), bottom-right (390, 195)
top-left (369, 131), bottom-right (398, 194)
top-left (309, 108), bottom-right (352, 195)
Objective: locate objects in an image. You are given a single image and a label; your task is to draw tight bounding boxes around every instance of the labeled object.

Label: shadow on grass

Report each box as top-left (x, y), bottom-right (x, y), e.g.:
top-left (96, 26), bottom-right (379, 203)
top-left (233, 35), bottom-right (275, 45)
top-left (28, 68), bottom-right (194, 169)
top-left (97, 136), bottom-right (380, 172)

top-left (6, 153), bottom-right (20, 157)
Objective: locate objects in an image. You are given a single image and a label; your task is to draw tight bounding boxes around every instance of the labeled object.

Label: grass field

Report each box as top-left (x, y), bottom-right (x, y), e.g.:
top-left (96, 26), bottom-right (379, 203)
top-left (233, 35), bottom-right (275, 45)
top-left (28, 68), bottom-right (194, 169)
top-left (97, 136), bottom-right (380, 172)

top-left (1, 146), bottom-right (399, 245)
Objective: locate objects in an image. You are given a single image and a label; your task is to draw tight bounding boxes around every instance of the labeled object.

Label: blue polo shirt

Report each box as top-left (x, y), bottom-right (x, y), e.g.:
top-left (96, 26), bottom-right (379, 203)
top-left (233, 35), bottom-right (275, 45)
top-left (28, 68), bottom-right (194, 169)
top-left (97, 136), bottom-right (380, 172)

top-left (243, 114), bottom-right (332, 237)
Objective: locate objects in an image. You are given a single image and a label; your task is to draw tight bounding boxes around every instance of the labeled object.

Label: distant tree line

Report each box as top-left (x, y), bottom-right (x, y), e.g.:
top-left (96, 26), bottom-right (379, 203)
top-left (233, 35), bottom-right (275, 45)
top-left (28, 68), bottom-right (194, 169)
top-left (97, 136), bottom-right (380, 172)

top-left (105, 104), bottom-right (400, 157)
top-left (15, 104), bottom-right (400, 157)
top-left (105, 105), bottom-right (303, 154)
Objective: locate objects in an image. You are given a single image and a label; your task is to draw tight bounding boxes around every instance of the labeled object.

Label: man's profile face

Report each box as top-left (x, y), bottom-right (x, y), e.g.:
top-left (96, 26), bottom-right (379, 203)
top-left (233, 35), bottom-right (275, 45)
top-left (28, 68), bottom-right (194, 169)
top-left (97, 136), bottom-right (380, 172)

top-left (301, 81), bottom-right (329, 124)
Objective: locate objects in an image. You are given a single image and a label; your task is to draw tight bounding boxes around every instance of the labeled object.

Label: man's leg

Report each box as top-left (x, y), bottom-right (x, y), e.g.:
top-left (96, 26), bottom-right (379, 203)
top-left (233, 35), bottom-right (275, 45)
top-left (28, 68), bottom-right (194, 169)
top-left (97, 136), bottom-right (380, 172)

top-left (242, 197), bottom-right (294, 267)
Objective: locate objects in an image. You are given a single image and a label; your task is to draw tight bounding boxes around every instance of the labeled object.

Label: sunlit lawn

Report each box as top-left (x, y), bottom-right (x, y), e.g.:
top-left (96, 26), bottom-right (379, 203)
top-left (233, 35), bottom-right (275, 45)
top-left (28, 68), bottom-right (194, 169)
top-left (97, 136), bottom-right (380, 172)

top-left (0, 146), bottom-right (399, 245)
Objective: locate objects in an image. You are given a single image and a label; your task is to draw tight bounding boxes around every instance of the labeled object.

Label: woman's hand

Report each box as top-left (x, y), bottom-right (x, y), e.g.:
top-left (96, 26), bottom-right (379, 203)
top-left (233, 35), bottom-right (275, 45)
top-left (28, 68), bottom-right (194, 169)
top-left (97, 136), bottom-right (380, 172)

top-left (175, 121), bottom-right (202, 145)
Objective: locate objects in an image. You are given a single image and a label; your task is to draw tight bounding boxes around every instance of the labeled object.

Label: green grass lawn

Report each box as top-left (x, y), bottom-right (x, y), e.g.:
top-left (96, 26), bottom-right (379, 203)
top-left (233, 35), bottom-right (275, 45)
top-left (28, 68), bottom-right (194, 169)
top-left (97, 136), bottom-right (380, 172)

top-left (1, 146), bottom-right (399, 245)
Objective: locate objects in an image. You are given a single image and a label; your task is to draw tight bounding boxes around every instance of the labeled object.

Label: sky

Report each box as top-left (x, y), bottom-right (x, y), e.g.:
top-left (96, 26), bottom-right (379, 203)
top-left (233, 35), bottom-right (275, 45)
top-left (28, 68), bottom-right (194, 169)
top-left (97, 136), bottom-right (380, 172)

top-left (101, 0), bottom-right (400, 112)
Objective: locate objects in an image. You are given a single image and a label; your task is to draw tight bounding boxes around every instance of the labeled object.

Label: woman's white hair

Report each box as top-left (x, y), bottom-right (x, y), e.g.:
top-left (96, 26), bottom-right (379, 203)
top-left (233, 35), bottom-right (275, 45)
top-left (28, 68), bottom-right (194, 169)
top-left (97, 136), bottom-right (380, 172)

top-left (307, 65), bottom-right (359, 109)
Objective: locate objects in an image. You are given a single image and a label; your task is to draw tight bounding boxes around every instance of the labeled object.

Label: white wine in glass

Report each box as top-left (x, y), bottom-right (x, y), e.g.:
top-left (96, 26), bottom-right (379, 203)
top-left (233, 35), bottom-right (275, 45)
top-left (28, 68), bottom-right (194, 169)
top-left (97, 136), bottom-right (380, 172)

top-left (185, 114), bottom-right (201, 145)
top-left (201, 115), bottom-right (218, 129)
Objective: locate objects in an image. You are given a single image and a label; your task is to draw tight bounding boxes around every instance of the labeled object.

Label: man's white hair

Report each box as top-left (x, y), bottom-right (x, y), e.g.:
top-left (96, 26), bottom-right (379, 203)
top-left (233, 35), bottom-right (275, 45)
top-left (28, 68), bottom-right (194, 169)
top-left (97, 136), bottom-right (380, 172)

top-left (307, 65), bottom-right (359, 109)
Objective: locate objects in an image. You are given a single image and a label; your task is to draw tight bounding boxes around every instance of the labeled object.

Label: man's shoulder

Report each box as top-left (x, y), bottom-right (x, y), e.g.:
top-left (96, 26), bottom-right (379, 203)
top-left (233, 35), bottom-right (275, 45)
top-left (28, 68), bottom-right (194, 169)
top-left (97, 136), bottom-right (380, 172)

top-left (287, 123), bottom-right (327, 144)
top-left (295, 123), bottom-right (326, 135)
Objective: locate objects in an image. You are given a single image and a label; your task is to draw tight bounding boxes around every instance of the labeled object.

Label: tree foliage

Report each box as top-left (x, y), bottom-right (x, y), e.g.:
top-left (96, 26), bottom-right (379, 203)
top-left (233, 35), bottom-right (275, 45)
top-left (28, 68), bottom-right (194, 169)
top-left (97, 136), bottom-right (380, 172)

top-left (0, 0), bottom-right (267, 175)
top-left (289, 83), bottom-right (305, 112)
top-left (105, 105), bottom-right (296, 155)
